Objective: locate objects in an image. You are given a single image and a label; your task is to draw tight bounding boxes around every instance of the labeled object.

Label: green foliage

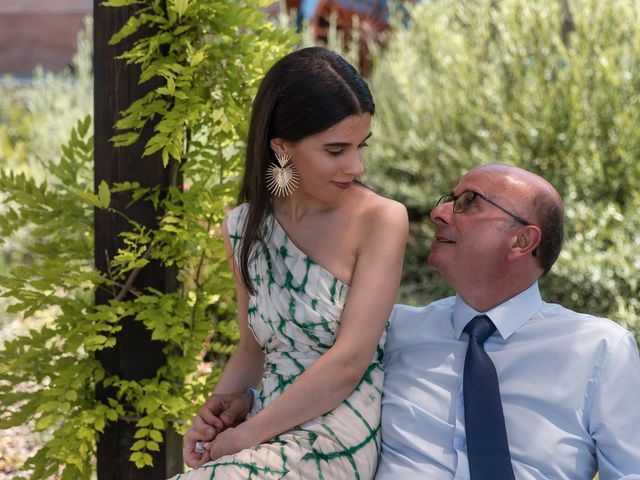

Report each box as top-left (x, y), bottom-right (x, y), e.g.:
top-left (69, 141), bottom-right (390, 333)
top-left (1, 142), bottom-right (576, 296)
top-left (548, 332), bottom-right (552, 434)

top-left (0, 117), bottom-right (105, 479)
top-left (107, 0), bottom-right (294, 168)
top-left (367, 0), bottom-right (640, 338)
top-left (0, 18), bottom-right (93, 277)
top-left (0, 1), bottom-right (295, 477)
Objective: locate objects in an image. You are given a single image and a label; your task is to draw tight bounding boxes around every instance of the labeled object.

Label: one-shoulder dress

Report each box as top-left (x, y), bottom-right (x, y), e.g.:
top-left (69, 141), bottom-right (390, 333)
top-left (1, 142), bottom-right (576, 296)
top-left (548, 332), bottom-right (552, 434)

top-left (172, 203), bottom-right (385, 479)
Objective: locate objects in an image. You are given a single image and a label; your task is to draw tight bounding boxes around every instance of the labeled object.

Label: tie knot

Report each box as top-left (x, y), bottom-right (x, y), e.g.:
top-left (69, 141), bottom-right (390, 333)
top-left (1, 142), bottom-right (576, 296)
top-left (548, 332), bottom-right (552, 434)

top-left (464, 315), bottom-right (496, 344)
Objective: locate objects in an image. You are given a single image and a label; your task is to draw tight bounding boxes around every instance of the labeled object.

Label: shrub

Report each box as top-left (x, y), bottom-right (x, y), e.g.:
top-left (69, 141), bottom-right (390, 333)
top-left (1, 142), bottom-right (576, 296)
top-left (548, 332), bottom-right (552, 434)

top-left (367, 0), bottom-right (640, 339)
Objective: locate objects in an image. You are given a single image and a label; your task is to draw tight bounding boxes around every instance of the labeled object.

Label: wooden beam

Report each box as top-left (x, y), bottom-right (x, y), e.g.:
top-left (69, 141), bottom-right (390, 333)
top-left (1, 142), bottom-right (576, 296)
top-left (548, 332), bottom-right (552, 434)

top-left (93, 1), bottom-right (182, 477)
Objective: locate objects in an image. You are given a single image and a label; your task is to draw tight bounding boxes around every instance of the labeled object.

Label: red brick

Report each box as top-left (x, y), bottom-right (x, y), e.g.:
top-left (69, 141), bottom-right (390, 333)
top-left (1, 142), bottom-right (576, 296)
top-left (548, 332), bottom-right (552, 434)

top-left (0, 0), bottom-right (91, 75)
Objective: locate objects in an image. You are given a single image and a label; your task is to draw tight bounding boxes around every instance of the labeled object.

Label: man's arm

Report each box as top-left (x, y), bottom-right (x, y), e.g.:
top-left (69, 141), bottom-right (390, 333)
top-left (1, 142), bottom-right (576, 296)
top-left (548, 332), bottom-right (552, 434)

top-left (590, 332), bottom-right (640, 479)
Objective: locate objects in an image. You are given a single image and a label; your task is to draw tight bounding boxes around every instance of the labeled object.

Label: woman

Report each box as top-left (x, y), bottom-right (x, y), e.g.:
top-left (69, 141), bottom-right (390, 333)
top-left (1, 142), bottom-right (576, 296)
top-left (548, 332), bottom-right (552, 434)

top-left (174, 46), bottom-right (407, 479)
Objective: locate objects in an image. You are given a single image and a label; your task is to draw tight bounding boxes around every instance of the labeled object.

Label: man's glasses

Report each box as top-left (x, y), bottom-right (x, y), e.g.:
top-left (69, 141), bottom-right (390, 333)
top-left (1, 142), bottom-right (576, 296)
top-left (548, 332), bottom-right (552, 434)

top-left (435, 190), bottom-right (531, 226)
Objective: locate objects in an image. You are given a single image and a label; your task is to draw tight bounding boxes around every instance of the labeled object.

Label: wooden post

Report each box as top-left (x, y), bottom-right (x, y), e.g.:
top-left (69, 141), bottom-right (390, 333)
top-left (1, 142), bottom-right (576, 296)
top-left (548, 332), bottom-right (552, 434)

top-left (93, 1), bottom-right (182, 477)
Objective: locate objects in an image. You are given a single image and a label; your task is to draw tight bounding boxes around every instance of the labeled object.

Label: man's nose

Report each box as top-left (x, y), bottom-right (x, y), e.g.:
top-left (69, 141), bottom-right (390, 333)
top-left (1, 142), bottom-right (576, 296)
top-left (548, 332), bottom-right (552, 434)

top-left (430, 201), bottom-right (452, 225)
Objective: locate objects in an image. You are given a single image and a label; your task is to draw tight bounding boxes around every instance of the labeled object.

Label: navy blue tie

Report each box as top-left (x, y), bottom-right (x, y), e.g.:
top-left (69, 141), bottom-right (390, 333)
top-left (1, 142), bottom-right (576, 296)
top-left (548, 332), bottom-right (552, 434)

top-left (463, 315), bottom-right (515, 480)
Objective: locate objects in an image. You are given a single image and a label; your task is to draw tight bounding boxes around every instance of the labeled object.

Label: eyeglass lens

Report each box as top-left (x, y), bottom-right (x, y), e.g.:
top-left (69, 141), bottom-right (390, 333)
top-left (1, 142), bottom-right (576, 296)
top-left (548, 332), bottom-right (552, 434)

top-left (453, 191), bottom-right (476, 213)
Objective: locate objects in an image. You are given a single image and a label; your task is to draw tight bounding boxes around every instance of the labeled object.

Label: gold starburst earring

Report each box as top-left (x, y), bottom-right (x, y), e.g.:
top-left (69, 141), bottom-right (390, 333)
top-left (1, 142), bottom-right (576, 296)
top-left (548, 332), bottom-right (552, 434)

top-left (265, 152), bottom-right (299, 197)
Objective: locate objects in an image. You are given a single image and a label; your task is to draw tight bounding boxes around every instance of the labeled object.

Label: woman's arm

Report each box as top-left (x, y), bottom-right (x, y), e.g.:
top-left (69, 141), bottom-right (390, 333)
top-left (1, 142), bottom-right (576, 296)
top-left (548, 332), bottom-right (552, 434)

top-left (207, 200), bottom-right (408, 459)
top-left (212, 217), bottom-right (265, 393)
top-left (183, 215), bottom-right (265, 466)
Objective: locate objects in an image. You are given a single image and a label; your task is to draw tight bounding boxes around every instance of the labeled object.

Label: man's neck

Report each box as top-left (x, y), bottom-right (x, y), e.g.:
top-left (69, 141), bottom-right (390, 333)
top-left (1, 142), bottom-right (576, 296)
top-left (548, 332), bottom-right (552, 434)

top-left (456, 278), bottom-right (538, 313)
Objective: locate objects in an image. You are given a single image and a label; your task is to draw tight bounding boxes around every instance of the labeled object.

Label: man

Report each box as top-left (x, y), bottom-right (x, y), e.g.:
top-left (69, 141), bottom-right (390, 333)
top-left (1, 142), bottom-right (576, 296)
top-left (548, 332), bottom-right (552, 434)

top-left (376, 163), bottom-right (640, 479)
top-left (184, 164), bottom-right (640, 479)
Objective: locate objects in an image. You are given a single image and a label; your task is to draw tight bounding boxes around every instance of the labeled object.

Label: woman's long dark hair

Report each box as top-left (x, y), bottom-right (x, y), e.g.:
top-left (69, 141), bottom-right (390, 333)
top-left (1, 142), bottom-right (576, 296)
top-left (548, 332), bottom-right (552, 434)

top-left (237, 47), bottom-right (375, 295)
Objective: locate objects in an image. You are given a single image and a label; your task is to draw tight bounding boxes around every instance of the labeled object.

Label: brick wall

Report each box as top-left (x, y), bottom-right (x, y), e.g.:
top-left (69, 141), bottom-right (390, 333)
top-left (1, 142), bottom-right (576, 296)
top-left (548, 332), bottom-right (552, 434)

top-left (0, 0), bottom-right (92, 76)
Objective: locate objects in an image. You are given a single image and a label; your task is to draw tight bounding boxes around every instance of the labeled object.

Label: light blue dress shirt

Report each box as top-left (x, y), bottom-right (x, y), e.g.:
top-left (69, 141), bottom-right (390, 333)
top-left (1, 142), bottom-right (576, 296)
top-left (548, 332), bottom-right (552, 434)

top-left (376, 282), bottom-right (640, 479)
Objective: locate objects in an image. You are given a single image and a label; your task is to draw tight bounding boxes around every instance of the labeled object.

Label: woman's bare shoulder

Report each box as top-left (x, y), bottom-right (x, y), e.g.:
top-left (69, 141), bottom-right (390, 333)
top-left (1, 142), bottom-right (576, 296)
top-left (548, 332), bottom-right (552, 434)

top-left (355, 188), bottom-right (407, 227)
top-left (347, 187), bottom-right (408, 246)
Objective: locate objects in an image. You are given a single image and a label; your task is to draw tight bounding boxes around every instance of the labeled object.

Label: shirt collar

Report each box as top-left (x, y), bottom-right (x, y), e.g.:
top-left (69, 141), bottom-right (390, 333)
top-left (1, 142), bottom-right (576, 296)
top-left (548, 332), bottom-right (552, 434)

top-left (452, 282), bottom-right (542, 340)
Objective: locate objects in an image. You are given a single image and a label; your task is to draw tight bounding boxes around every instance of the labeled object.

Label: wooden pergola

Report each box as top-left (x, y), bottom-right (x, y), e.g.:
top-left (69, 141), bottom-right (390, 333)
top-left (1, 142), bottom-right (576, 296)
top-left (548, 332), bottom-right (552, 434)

top-left (93, 2), bottom-right (180, 478)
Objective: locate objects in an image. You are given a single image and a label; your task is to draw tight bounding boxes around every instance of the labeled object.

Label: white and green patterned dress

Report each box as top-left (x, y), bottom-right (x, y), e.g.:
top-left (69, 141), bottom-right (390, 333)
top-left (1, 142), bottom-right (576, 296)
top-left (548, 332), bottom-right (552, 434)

top-left (174, 203), bottom-right (385, 479)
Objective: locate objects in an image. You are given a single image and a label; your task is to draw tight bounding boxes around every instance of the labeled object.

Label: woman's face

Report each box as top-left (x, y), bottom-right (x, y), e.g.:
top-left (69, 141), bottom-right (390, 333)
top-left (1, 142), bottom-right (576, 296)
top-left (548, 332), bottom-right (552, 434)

top-left (271, 113), bottom-right (372, 202)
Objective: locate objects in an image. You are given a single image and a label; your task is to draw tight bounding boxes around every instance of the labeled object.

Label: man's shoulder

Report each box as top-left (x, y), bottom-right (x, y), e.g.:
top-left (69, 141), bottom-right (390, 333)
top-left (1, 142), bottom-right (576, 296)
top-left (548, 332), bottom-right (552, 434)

top-left (538, 300), bottom-right (633, 345)
top-left (540, 301), bottom-right (624, 328)
top-left (384, 297), bottom-right (456, 353)
top-left (391, 296), bottom-right (456, 323)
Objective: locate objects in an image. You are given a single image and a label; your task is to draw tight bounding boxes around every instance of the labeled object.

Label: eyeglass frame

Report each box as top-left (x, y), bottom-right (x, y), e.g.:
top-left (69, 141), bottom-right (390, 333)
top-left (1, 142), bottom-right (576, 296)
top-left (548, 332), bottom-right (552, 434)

top-left (435, 190), bottom-right (532, 226)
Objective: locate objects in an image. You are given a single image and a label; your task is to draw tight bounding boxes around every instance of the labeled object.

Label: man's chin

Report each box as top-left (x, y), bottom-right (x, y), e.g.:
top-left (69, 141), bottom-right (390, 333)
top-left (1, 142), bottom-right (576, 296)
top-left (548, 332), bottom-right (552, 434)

top-left (427, 253), bottom-right (442, 270)
top-left (427, 254), bottom-right (451, 281)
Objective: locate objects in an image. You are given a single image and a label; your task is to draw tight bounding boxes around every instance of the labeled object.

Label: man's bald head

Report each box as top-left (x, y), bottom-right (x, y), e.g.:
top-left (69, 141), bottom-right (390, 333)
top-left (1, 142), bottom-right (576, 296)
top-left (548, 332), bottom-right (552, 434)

top-left (469, 163), bottom-right (564, 274)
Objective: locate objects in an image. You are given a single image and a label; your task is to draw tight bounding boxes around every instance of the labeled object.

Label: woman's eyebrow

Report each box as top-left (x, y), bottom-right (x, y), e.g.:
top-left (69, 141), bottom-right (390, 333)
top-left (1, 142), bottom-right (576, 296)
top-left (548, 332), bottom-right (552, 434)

top-left (322, 132), bottom-right (372, 148)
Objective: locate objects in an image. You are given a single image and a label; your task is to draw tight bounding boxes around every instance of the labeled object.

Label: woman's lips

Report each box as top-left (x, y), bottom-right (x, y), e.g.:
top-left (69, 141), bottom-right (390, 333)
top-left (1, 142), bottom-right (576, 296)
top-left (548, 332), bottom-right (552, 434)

top-left (331, 181), bottom-right (352, 189)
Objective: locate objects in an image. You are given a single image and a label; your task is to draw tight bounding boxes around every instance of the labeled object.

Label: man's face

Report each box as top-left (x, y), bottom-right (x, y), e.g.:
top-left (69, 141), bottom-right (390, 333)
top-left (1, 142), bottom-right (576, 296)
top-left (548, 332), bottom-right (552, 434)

top-left (428, 168), bottom-right (530, 289)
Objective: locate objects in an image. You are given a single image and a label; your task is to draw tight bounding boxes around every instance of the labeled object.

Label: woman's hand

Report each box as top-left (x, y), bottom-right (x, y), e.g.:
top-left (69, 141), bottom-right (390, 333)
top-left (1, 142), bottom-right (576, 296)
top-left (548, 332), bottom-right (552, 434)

top-left (205, 423), bottom-right (259, 461)
top-left (183, 391), bottom-right (254, 467)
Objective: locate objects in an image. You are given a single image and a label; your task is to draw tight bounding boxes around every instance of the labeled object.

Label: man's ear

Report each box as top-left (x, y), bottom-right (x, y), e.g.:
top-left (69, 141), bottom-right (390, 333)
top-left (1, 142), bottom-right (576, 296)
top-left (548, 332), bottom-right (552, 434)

top-left (269, 138), bottom-right (286, 155)
top-left (508, 225), bottom-right (542, 261)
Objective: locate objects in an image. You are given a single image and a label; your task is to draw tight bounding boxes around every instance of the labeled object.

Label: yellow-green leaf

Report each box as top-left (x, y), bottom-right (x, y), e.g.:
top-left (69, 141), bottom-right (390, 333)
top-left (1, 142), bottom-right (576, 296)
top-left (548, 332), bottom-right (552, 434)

top-left (138, 416), bottom-right (152, 427)
top-left (172, 0), bottom-right (189, 16)
top-left (146, 440), bottom-right (160, 451)
top-left (65, 390), bottom-right (78, 402)
top-left (152, 417), bottom-right (164, 430)
top-left (131, 439), bottom-right (146, 451)
top-left (190, 50), bottom-right (205, 66)
top-left (35, 415), bottom-right (56, 430)
top-left (98, 180), bottom-right (111, 209)
top-left (149, 429), bottom-right (163, 442)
